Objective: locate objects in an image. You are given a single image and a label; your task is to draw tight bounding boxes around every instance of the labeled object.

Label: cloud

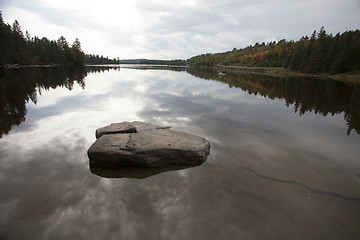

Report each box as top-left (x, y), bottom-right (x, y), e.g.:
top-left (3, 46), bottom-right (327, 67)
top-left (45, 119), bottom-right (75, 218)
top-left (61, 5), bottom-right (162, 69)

top-left (1, 0), bottom-right (360, 59)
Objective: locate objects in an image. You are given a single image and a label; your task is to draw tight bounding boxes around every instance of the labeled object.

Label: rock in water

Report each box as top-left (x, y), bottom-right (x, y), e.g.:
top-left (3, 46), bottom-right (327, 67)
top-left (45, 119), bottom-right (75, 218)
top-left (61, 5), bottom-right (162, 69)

top-left (87, 121), bottom-right (211, 168)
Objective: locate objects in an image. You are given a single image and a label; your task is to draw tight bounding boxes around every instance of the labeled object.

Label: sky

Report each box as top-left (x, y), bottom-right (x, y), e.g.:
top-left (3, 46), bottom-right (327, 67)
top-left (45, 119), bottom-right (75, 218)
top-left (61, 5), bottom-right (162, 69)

top-left (1, 0), bottom-right (360, 60)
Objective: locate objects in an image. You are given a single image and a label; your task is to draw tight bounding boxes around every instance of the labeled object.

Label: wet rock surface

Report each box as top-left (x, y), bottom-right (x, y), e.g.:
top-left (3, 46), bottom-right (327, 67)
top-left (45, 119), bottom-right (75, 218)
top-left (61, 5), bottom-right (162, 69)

top-left (87, 121), bottom-right (211, 168)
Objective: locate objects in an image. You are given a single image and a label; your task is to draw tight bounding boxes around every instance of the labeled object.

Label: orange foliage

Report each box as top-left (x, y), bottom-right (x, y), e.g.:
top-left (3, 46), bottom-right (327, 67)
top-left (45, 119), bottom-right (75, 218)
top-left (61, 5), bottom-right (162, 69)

top-left (254, 50), bottom-right (269, 62)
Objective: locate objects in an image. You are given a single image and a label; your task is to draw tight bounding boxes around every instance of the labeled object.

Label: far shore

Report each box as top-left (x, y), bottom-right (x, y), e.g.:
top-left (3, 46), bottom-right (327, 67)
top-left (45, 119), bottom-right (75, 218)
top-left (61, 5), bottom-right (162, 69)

top-left (216, 65), bottom-right (360, 83)
top-left (2, 63), bottom-right (359, 83)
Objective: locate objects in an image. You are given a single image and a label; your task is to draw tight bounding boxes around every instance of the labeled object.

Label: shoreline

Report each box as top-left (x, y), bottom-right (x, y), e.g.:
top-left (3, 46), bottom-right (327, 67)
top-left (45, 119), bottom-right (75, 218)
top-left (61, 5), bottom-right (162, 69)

top-left (217, 65), bottom-right (360, 83)
top-left (2, 63), bottom-right (359, 83)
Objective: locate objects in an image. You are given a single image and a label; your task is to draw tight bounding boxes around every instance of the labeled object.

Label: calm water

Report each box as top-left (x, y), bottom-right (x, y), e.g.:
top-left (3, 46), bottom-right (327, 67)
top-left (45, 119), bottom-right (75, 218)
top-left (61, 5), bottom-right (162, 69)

top-left (0, 66), bottom-right (360, 239)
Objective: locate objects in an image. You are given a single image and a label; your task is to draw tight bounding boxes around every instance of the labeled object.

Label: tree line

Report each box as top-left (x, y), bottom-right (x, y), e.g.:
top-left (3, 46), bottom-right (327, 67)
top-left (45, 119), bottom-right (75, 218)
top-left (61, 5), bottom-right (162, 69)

top-left (187, 27), bottom-right (360, 74)
top-left (0, 13), bottom-right (86, 66)
top-left (86, 57), bottom-right (186, 65)
top-left (86, 54), bottom-right (120, 65)
top-left (119, 59), bottom-right (186, 65)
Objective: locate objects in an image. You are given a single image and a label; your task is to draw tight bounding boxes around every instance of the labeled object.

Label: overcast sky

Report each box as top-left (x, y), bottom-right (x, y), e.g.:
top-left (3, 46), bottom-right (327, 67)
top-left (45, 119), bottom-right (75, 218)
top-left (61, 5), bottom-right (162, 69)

top-left (1, 0), bottom-right (360, 59)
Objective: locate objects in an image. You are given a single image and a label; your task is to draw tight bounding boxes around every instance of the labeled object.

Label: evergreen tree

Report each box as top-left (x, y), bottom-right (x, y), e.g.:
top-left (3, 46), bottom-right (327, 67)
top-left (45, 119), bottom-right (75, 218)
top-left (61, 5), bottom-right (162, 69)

top-left (187, 27), bottom-right (360, 74)
top-left (71, 38), bottom-right (86, 66)
top-left (0, 16), bottom-right (86, 67)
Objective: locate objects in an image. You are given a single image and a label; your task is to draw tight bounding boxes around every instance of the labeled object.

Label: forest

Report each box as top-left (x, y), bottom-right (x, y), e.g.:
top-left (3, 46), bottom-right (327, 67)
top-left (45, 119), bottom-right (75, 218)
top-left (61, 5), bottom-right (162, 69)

top-left (0, 13), bottom-right (86, 66)
top-left (187, 27), bottom-right (360, 74)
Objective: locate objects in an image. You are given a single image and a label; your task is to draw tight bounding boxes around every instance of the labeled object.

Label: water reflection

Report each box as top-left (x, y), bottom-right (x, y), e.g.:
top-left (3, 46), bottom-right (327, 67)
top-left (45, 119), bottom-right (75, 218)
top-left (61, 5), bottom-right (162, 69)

top-left (90, 163), bottom-right (202, 179)
top-left (86, 64), bottom-right (121, 73)
top-left (0, 66), bottom-right (359, 239)
top-left (0, 66), bottom-right (87, 138)
top-left (2, 66), bottom-right (359, 136)
top-left (187, 67), bottom-right (360, 134)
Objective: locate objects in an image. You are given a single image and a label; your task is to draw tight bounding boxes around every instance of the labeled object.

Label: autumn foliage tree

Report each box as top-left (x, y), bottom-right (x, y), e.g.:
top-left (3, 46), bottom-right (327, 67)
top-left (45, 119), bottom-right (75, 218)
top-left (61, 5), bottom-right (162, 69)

top-left (187, 27), bottom-right (360, 74)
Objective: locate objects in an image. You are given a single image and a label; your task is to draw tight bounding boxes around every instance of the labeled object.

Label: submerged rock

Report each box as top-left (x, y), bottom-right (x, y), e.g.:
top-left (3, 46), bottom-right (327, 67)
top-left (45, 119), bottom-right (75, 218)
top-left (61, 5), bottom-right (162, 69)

top-left (87, 121), bottom-right (211, 168)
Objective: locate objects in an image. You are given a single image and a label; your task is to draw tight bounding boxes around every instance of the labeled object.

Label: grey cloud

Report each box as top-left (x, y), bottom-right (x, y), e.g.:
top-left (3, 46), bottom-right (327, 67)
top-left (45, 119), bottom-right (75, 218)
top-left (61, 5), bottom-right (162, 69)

top-left (134, 0), bottom-right (360, 57)
top-left (1, 0), bottom-right (102, 31)
top-left (2, 0), bottom-right (360, 59)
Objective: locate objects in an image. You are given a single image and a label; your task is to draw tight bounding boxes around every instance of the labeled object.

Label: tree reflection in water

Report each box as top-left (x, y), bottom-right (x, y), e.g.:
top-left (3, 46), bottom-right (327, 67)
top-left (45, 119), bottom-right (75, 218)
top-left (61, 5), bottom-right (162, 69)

top-left (187, 67), bottom-right (360, 135)
top-left (1, 66), bottom-right (359, 139)
top-left (0, 66), bottom-right (88, 138)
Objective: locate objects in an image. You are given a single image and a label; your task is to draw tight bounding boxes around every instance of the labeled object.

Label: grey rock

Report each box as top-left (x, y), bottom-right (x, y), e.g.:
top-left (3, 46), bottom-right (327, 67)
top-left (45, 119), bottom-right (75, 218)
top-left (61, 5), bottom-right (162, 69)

top-left (95, 121), bottom-right (171, 139)
top-left (87, 121), bottom-right (210, 168)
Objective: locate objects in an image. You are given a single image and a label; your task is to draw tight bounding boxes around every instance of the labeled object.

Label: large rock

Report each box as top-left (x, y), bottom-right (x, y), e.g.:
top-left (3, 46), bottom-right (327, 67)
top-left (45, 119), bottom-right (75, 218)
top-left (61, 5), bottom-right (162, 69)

top-left (87, 121), bottom-right (211, 168)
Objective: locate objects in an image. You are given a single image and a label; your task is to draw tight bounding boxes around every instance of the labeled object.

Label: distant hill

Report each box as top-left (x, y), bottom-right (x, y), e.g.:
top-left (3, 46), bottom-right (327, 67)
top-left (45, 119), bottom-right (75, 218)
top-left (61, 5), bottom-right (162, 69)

top-left (120, 59), bottom-right (186, 65)
top-left (86, 56), bottom-right (186, 66)
top-left (119, 59), bottom-right (148, 64)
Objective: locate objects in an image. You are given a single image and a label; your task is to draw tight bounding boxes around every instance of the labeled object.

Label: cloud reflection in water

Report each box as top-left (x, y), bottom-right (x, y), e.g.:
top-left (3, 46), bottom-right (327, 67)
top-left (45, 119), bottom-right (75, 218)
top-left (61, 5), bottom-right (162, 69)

top-left (0, 67), bottom-right (360, 239)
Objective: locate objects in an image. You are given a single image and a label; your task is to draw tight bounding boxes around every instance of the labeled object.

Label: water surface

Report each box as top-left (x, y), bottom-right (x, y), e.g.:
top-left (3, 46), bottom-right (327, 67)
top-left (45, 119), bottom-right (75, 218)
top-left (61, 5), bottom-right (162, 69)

top-left (0, 66), bottom-right (359, 239)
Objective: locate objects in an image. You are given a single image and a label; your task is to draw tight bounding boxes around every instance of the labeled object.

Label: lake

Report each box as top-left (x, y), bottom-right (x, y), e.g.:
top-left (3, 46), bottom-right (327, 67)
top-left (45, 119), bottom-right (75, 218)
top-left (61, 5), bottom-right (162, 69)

top-left (0, 66), bottom-right (359, 239)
